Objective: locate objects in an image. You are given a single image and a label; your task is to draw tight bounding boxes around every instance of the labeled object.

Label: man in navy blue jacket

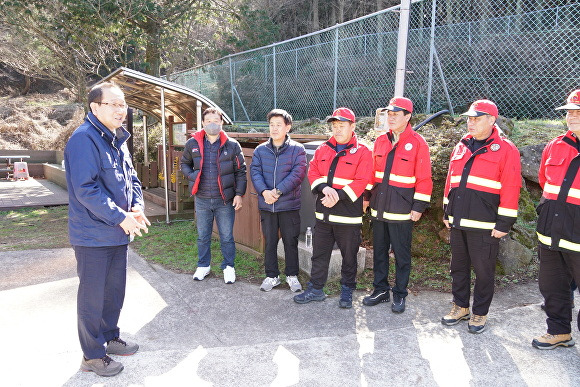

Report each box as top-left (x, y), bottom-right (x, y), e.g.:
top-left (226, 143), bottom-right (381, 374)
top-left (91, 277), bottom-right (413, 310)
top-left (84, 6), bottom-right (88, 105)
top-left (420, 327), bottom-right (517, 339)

top-left (65, 82), bottom-right (150, 377)
top-left (251, 109), bottom-right (307, 292)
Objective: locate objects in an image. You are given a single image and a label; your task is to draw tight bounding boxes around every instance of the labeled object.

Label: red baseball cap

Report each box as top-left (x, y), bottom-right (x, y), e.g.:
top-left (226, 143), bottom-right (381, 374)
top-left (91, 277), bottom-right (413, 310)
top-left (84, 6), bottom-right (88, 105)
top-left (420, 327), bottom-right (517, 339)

top-left (327, 107), bottom-right (355, 123)
top-left (461, 99), bottom-right (499, 118)
top-left (382, 97), bottom-right (413, 113)
top-left (555, 89), bottom-right (580, 110)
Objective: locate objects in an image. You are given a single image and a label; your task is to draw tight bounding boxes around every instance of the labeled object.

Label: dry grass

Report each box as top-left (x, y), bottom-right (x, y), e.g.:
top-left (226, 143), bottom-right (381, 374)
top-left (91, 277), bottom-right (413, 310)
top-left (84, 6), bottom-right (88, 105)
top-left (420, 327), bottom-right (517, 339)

top-left (0, 90), bottom-right (83, 151)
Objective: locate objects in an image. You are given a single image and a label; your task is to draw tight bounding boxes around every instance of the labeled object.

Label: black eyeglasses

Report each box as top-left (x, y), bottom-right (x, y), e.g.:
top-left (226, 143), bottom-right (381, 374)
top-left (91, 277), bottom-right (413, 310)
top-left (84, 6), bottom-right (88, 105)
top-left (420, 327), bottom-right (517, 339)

top-left (98, 101), bottom-right (128, 110)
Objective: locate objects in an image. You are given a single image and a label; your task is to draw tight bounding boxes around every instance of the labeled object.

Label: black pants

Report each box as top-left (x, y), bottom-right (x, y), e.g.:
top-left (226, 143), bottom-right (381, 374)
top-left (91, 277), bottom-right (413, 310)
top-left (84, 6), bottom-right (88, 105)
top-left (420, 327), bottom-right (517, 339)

top-left (372, 219), bottom-right (413, 298)
top-left (449, 228), bottom-right (499, 316)
top-left (310, 220), bottom-right (361, 289)
top-left (260, 210), bottom-right (301, 277)
top-left (538, 245), bottom-right (580, 334)
top-left (75, 244), bottom-right (128, 359)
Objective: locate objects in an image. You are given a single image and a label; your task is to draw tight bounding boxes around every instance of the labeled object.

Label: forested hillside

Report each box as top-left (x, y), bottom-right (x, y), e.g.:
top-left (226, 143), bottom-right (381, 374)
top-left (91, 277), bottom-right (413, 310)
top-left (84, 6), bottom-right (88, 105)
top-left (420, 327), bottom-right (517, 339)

top-left (1, 0), bottom-right (571, 103)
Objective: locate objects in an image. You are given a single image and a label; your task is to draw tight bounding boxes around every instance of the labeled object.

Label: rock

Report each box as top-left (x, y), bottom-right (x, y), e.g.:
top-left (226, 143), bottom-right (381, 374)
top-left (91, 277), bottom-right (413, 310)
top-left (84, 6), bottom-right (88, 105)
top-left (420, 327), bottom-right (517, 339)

top-left (498, 237), bottom-right (533, 275)
top-left (279, 238), bottom-right (366, 280)
top-left (495, 115), bottom-right (514, 137)
top-left (438, 227), bottom-right (450, 243)
top-left (520, 143), bottom-right (546, 183)
top-left (48, 105), bottom-right (78, 125)
top-left (0, 106), bottom-right (14, 119)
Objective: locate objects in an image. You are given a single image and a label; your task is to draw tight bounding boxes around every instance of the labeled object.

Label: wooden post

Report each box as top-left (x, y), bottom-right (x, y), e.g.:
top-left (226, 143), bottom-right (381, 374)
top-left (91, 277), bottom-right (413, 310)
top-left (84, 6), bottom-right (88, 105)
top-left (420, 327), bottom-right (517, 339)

top-left (167, 115), bottom-right (175, 147)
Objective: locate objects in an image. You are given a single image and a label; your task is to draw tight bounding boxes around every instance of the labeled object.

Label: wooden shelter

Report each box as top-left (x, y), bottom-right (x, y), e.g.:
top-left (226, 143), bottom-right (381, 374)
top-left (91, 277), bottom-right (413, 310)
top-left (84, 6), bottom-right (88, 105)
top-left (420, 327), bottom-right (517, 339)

top-left (98, 67), bottom-right (230, 223)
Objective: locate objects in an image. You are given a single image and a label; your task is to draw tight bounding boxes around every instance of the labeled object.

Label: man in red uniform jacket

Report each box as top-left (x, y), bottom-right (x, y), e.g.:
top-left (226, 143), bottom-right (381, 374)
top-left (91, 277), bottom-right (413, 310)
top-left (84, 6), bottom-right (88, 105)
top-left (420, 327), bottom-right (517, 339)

top-left (293, 107), bottom-right (373, 308)
top-left (363, 97), bottom-right (432, 313)
top-left (532, 89), bottom-right (580, 350)
top-left (441, 99), bottom-right (521, 334)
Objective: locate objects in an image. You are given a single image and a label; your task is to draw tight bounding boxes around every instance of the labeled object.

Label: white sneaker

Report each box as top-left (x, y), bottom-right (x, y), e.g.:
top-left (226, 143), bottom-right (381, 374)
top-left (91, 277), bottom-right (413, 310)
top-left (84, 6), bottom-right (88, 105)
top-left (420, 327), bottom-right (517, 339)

top-left (260, 276), bottom-right (281, 291)
top-left (193, 266), bottom-right (211, 281)
top-left (223, 266), bottom-right (236, 284)
top-left (286, 275), bottom-right (302, 292)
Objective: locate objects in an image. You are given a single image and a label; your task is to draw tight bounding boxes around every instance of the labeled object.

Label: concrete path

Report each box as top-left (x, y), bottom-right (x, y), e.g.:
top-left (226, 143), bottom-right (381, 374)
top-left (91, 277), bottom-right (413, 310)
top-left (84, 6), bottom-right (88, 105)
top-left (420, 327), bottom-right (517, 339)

top-left (1, 248), bottom-right (578, 387)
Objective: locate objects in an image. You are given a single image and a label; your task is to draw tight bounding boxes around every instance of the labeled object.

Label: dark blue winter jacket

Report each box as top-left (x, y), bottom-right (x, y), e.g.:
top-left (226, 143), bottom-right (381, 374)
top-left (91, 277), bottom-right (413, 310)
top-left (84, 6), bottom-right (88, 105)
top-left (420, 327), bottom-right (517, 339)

top-left (65, 112), bottom-right (144, 247)
top-left (250, 135), bottom-right (307, 212)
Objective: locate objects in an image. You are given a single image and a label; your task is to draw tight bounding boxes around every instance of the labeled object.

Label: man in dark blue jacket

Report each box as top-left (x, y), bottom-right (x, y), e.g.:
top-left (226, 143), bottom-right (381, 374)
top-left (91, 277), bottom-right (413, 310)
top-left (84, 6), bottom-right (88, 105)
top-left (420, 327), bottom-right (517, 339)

top-left (251, 109), bottom-right (307, 292)
top-left (65, 82), bottom-right (150, 377)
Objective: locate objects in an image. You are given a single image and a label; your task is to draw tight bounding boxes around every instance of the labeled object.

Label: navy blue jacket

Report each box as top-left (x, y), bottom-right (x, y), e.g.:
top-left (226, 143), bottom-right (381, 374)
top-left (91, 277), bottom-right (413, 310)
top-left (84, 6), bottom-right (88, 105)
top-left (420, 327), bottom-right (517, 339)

top-left (65, 112), bottom-right (144, 247)
top-left (250, 135), bottom-right (307, 212)
top-left (180, 130), bottom-right (247, 202)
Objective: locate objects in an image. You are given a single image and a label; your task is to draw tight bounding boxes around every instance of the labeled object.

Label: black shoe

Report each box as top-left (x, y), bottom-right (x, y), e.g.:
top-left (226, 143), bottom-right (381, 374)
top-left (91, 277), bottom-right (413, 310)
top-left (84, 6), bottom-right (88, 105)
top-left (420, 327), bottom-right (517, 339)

top-left (363, 289), bottom-right (390, 306)
top-left (293, 282), bottom-right (326, 304)
top-left (339, 285), bottom-right (353, 309)
top-left (391, 294), bottom-right (405, 313)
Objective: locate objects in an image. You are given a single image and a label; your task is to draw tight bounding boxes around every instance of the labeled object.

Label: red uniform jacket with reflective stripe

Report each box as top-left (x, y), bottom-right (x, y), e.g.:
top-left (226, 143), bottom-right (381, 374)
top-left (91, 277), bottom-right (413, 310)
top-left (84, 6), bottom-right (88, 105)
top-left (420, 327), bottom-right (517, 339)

top-left (308, 134), bottom-right (373, 225)
top-left (369, 124), bottom-right (433, 222)
top-left (536, 131), bottom-right (580, 252)
top-left (444, 126), bottom-right (521, 233)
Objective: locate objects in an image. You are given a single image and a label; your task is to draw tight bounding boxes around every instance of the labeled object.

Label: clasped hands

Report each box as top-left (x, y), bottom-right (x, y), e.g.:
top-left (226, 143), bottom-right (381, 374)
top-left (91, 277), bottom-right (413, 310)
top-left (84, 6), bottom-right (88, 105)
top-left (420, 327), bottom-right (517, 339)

top-left (321, 186), bottom-right (339, 208)
top-left (263, 189), bottom-right (280, 205)
top-left (120, 207), bottom-right (151, 237)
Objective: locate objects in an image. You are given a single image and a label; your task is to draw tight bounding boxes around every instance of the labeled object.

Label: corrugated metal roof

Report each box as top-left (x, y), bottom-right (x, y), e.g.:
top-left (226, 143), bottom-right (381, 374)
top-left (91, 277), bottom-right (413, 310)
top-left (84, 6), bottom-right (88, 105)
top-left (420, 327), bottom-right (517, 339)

top-left (98, 67), bottom-right (232, 124)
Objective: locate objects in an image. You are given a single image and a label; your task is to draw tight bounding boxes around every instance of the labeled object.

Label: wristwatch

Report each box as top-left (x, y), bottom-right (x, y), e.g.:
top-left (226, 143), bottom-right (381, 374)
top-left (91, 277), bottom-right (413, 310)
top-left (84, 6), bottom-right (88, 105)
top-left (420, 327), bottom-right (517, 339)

top-left (275, 188), bottom-right (283, 196)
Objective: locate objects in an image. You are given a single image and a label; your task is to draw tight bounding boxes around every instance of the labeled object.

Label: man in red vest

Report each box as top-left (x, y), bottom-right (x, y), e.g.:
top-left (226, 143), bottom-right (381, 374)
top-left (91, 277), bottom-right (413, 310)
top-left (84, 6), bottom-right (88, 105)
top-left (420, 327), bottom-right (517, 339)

top-left (533, 89), bottom-right (580, 349)
top-left (441, 99), bottom-right (521, 334)
top-left (293, 107), bottom-right (373, 308)
top-left (363, 97), bottom-right (432, 313)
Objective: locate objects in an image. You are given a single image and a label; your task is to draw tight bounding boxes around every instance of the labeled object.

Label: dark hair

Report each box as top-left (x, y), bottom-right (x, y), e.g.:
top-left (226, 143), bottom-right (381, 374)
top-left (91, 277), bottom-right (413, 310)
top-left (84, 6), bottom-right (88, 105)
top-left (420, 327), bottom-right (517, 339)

top-left (87, 82), bottom-right (123, 112)
top-left (202, 107), bottom-right (223, 121)
top-left (267, 109), bottom-right (293, 126)
top-left (401, 109), bottom-right (411, 116)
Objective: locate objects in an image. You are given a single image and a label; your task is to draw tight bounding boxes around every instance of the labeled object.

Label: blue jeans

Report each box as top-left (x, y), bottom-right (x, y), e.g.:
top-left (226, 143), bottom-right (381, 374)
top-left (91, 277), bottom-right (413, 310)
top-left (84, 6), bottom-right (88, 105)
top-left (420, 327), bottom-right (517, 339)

top-left (195, 196), bottom-right (236, 269)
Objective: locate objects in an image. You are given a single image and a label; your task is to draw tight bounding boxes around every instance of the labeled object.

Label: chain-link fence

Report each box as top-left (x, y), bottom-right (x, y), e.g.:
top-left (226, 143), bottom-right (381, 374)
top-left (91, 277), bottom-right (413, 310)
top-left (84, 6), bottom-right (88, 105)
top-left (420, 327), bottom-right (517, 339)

top-left (169, 0), bottom-right (580, 121)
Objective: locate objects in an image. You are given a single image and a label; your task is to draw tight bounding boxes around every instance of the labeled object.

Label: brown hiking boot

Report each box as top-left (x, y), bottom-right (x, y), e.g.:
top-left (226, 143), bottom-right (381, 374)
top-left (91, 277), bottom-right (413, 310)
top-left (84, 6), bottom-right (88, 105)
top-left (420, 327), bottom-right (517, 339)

top-left (467, 314), bottom-right (487, 334)
top-left (532, 333), bottom-right (575, 350)
top-left (441, 303), bottom-right (470, 326)
top-left (80, 355), bottom-right (124, 377)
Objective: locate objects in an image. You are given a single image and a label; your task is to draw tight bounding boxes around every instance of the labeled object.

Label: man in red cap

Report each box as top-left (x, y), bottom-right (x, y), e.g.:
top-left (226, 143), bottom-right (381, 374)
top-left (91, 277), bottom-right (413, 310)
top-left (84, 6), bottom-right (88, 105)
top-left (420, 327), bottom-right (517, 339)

top-left (362, 97), bottom-right (432, 313)
top-left (532, 89), bottom-right (580, 349)
top-left (441, 99), bottom-right (521, 334)
top-left (294, 107), bottom-right (373, 308)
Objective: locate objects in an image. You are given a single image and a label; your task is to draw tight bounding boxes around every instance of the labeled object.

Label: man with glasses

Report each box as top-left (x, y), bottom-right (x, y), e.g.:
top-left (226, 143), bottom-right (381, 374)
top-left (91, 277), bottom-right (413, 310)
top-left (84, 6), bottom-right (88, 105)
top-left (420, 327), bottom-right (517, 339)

top-left (533, 89), bottom-right (580, 350)
top-left (65, 82), bottom-right (150, 377)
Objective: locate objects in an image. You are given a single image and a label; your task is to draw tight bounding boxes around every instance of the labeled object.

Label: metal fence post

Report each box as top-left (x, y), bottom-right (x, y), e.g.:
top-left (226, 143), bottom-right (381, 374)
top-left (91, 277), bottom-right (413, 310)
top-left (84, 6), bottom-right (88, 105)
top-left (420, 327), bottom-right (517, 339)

top-left (333, 27), bottom-right (339, 110)
top-left (394, 0), bottom-right (411, 97)
top-left (229, 57), bottom-right (236, 121)
top-left (426, 0), bottom-right (437, 113)
top-left (295, 49), bottom-right (298, 79)
top-left (273, 45), bottom-right (277, 108)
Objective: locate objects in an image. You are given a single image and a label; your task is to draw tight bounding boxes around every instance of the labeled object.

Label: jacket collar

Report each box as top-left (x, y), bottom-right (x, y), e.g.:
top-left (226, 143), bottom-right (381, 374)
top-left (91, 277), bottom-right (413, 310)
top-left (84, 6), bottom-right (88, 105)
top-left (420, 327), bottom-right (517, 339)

top-left (193, 129), bottom-right (229, 147)
top-left (327, 133), bottom-right (359, 150)
top-left (387, 123), bottom-right (412, 142)
top-left (461, 124), bottom-right (502, 145)
top-left (86, 112), bottom-right (130, 145)
top-left (267, 134), bottom-right (290, 150)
